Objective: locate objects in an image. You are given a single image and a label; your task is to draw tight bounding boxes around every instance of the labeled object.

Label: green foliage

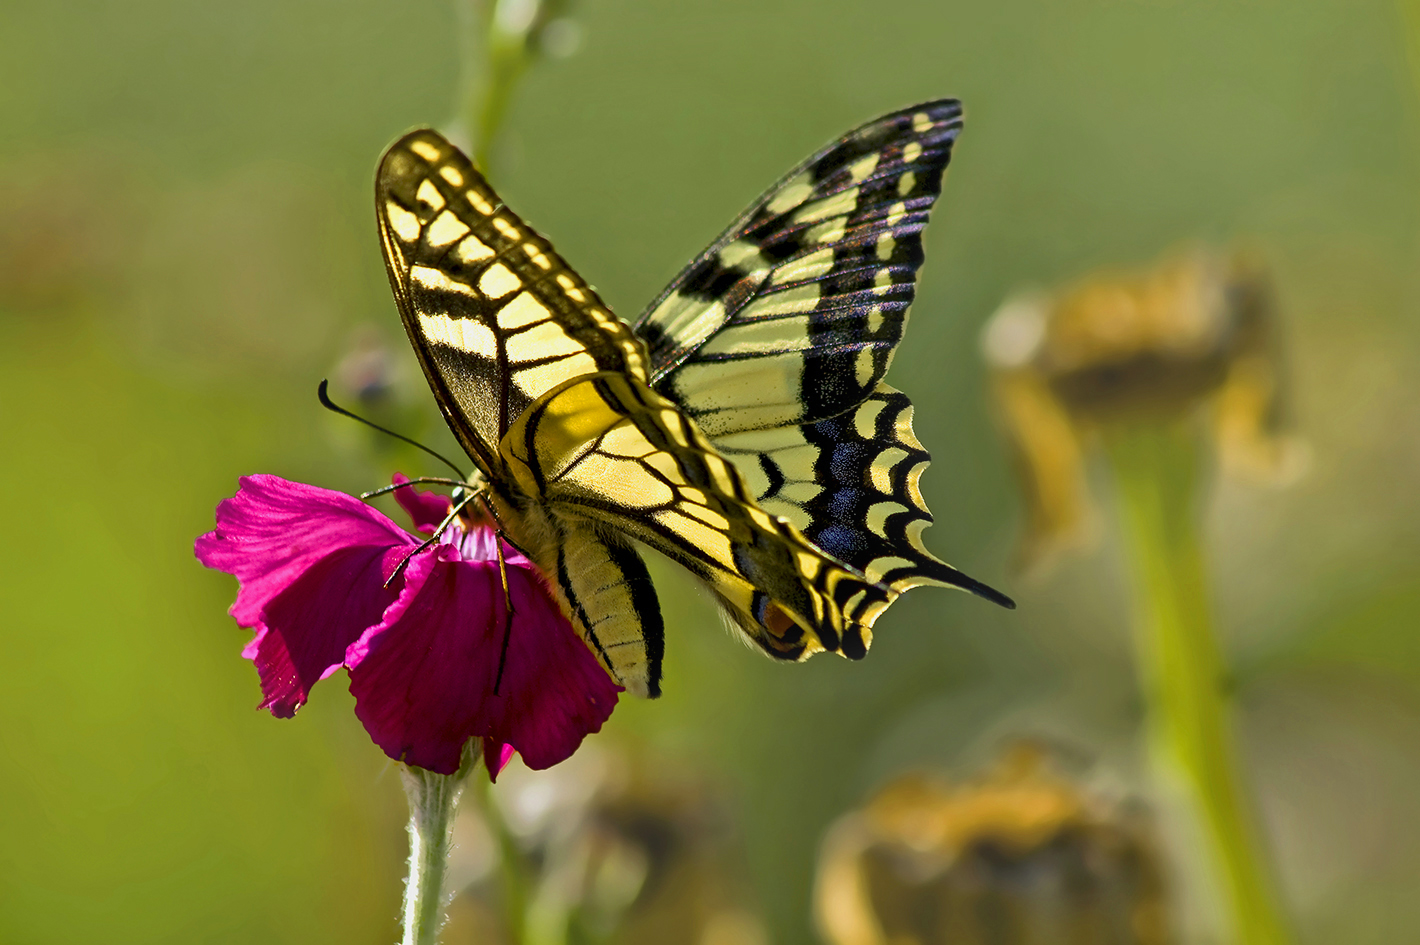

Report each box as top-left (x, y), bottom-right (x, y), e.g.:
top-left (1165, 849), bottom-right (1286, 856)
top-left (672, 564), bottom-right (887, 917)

top-left (1, 1), bottom-right (1417, 943)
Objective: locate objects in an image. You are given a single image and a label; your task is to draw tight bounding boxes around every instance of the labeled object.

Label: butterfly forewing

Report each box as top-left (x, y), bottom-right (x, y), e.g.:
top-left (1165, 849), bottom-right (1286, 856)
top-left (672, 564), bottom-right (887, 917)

top-left (633, 101), bottom-right (963, 438)
top-left (377, 130), bottom-right (649, 475)
top-left (546, 521), bottom-right (665, 698)
top-left (499, 372), bottom-right (895, 663)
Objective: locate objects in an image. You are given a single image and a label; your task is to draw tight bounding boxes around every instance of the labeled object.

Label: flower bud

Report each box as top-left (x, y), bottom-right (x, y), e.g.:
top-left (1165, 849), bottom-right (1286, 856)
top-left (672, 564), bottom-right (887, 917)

top-left (815, 745), bottom-right (1171, 945)
top-left (981, 248), bottom-right (1304, 568)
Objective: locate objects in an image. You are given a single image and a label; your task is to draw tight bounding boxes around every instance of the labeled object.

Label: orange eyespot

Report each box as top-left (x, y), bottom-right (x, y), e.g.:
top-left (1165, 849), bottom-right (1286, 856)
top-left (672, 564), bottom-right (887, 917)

top-left (763, 602), bottom-right (797, 640)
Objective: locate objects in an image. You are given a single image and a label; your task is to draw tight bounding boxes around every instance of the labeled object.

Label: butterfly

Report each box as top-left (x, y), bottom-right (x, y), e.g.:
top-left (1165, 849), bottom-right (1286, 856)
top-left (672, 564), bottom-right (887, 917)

top-left (375, 99), bottom-right (1013, 700)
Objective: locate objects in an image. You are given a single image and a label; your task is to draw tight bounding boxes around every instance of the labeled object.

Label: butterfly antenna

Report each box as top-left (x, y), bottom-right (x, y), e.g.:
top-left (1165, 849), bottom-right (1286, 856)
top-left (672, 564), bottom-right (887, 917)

top-left (317, 379), bottom-right (466, 480)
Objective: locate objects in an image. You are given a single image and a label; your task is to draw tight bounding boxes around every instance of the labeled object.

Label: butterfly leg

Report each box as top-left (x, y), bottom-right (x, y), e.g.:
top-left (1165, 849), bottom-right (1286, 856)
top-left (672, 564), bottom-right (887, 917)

top-left (360, 476), bottom-right (471, 500)
top-left (490, 527), bottom-right (517, 696)
top-left (383, 487), bottom-right (484, 588)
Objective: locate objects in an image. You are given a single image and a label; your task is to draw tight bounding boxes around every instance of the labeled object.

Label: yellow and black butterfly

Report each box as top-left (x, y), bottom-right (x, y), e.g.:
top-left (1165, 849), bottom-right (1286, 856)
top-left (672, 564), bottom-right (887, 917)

top-left (376, 99), bottom-right (1013, 700)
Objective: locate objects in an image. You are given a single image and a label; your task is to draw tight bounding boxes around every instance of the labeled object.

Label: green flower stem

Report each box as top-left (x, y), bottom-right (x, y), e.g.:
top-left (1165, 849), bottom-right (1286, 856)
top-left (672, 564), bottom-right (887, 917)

top-left (456, 0), bottom-right (546, 171)
top-left (1402, 2), bottom-right (1420, 100)
top-left (455, 0), bottom-right (495, 168)
top-left (1105, 421), bottom-right (1292, 945)
top-left (399, 749), bottom-right (477, 945)
top-left (475, 772), bottom-right (532, 945)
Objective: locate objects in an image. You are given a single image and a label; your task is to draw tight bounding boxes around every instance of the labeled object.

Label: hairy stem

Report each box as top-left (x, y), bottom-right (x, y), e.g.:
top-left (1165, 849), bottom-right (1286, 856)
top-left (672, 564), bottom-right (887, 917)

top-left (400, 747), bottom-right (478, 945)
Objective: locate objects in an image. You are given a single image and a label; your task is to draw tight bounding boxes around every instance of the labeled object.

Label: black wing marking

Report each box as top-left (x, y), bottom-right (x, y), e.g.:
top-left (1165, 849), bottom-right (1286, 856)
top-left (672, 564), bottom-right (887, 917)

top-left (377, 128), bottom-right (649, 476)
top-left (632, 100), bottom-right (963, 437)
top-left (714, 384), bottom-right (1015, 609)
top-left (550, 521), bottom-right (666, 699)
top-left (498, 371), bottom-right (898, 663)
top-left (633, 101), bottom-right (1012, 611)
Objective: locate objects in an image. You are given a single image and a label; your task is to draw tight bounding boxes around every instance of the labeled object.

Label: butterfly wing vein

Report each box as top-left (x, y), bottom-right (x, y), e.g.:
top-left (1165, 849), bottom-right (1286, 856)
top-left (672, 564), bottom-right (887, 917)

top-left (376, 101), bottom-right (1008, 700)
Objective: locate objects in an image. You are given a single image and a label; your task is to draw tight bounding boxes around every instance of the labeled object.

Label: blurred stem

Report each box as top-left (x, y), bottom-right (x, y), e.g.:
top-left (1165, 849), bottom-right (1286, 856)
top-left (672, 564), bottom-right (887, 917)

top-left (400, 747), bottom-right (478, 945)
top-left (1105, 421), bottom-right (1291, 945)
top-left (476, 772), bottom-right (532, 945)
top-left (456, 0), bottom-right (536, 172)
top-left (1402, 2), bottom-right (1420, 100)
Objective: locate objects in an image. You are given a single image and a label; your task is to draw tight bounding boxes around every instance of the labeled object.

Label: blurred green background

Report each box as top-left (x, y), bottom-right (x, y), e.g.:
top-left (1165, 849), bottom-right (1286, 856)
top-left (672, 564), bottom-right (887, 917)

top-left (2, 1), bottom-right (1418, 942)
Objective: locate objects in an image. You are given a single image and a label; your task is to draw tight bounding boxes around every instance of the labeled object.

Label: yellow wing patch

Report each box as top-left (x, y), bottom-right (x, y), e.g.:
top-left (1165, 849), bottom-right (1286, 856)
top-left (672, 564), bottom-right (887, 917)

top-left (500, 372), bottom-right (896, 660)
top-left (711, 383), bottom-right (1015, 610)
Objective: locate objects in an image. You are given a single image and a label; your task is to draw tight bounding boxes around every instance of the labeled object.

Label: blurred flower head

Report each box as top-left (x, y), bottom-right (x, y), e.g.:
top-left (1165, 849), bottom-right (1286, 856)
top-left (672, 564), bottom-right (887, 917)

top-left (334, 324), bottom-right (404, 407)
top-left (815, 744), bottom-right (1171, 945)
top-left (981, 247), bottom-right (1305, 568)
top-left (487, 0), bottom-right (580, 59)
top-left (0, 158), bottom-right (130, 312)
top-left (194, 473), bottom-right (621, 775)
top-left (444, 745), bottom-right (768, 945)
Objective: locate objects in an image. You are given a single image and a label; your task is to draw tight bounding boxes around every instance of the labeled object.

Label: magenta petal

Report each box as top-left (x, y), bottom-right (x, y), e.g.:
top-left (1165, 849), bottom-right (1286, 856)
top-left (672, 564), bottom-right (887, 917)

top-left (240, 627), bottom-right (301, 717)
top-left (195, 475), bottom-right (416, 627)
top-left (349, 538), bottom-right (620, 775)
top-left (450, 525), bottom-right (533, 569)
top-left (484, 741), bottom-right (516, 782)
top-left (481, 564), bottom-right (622, 770)
top-left (392, 473), bottom-right (454, 534)
top-left (200, 476), bottom-right (619, 774)
top-left (348, 547), bottom-right (504, 773)
top-left (253, 544), bottom-right (409, 716)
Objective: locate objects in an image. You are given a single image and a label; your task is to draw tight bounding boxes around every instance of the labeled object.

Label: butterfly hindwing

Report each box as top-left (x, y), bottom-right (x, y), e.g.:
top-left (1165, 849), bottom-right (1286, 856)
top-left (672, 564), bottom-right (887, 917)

top-left (547, 521), bottom-right (665, 699)
top-left (377, 129), bottom-right (649, 475)
top-left (633, 101), bottom-right (963, 437)
top-left (713, 383), bottom-right (1015, 611)
top-left (497, 371), bottom-right (894, 666)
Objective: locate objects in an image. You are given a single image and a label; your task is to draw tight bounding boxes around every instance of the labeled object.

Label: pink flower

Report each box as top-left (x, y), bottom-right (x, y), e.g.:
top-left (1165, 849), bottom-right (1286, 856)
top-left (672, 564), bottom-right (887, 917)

top-left (194, 474), bottom-right (621, 777)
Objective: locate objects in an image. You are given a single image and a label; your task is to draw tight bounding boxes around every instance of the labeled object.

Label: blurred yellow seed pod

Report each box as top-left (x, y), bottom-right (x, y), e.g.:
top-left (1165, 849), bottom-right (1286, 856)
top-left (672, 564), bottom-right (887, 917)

top-left (980, 247), bottom-right (1307, 570)
top-left (814, 745), bottom-right (1172, 945)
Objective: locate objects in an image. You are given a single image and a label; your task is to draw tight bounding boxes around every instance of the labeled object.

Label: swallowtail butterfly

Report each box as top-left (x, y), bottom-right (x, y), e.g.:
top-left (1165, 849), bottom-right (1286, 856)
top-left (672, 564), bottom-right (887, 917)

top-left (376, 99), bottom-right (1013, 699)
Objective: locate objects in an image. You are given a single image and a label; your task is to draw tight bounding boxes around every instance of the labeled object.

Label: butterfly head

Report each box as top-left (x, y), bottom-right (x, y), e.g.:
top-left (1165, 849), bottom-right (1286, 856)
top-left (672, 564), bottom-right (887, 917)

top-left (451, 471), bottom-right (495, 530)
